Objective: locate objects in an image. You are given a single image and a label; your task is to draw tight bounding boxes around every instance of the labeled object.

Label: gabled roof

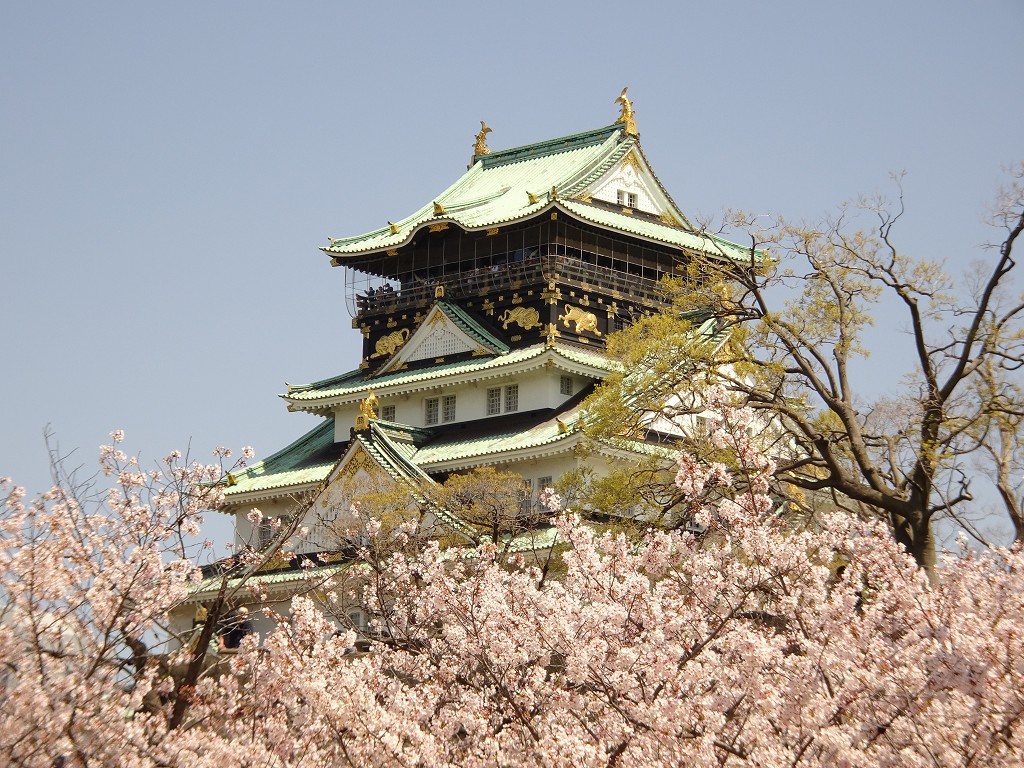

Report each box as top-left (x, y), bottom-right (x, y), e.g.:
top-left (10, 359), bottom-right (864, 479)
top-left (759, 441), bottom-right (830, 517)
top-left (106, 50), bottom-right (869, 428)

top-left (224, 417), bottom-right (341, 502)
top-left (282, 342), bottom-right (618, 412)
top-left (378, 300), bottom-right (508, 374)
top-left (322, 123), bottom-right (759, 264)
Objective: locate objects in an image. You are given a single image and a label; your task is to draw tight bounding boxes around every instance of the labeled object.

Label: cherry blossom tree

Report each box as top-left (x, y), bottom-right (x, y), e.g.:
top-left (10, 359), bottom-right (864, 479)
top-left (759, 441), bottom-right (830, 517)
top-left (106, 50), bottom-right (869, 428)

top-left (4, 408), bottom-right (1024, 766)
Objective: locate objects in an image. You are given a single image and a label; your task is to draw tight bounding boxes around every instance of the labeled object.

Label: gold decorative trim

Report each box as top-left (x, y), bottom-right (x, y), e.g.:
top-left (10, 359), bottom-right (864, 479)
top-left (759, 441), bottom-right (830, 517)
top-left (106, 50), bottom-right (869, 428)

top-left (547, 186), bottom-right (558, 202)
top-left (486, 227), bottom-right (500, 236)
top-left (473, 121), bottom-right (492, 157)
top-left (498, 306), bottom-right (541, 331)
top-left (559, 304), bottom-right (602, 337)
top-left (575, 192), bottom-right (593, 203)
top-left (614, 86), bottom-right (638, 136)
top-left (510, 334), bottom-right (522, 342)
top-left (359, 390), bottom-right (379, 421)
top-left (386, 248), bottom-right (399, 256)
top-left (511, 293), bottom-right (522, 305)
top-left (386, 317), bottom-right (397, 328)
top-left (543, 323), bottom-right (561, 347)
top-left (482, 299), bottom-right (495, 315)
top-left (550, 212), bottom-right (558, 220)
top-left (659, 210), bottom-right (682, 227)
top-left (433, 201), bottom-right (447, 215)
top-left (388, 221), bottom-right (400, 234)
top-left (435, 285), bottom-right (445, 299)
top-left (428, 222), bottom-right (449, 233)
top-left (542, 286), bottom-right (562, 305)
top-left (370, 329), bottom-right (410, 358)
top-left (622, 150), bottom-right (642, 173)
top-left (527, 191), bottom-right (540, 205)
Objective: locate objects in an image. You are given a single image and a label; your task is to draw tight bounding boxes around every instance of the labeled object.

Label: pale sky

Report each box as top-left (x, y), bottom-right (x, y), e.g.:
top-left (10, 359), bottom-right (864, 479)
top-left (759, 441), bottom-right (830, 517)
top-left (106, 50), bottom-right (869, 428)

top-left (2, 1), bottom-right (1022, 550)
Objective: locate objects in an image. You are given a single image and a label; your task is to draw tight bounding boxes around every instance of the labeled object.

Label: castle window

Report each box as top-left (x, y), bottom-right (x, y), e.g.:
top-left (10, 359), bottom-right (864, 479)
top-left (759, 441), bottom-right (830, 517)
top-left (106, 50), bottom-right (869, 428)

top-left (442, 395), bottom-right (457, 423)
top-left (616, 189), bottom-right (626, 205)
top-left (504, 384), bottom-right (519, 413)
top-left (425, 398), bottom-right (439, 425)
top-left (380, 404), bottom-right (395, 422)
top-left (560, 375), bottom-right (573, 395)
top-left (256, 515), bottom-right (291, 550)
top-left (628, 192), bottom-right (638, 208)
top-left (617, 189), bottom-right (637, 208)
top-left (486, 387), bottom-right (501, 415)
top-left (347, 609), bottom-right (368, 633)
top-left (522, 478), bottom-right (533, 515)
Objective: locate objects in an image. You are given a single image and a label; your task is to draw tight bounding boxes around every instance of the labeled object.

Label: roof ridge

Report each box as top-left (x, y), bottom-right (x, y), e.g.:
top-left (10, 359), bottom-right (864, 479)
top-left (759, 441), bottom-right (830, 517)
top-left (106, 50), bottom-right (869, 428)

top-left (478, 124), bottom-right (623, 167)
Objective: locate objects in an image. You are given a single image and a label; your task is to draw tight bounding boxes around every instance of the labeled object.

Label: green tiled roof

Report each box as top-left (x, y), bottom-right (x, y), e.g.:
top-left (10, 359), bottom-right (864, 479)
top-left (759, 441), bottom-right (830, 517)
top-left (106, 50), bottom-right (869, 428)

top-left (188, 562), bottom-right (346, 598)
top-left (322, 123), bottom-right (760, 264)
top-left (224, 418), bottom-right (340, 499)
top-left (325, 125), bottom-right (629, 256)
top-left (283, 343), bottom-right (618, 407)
top-left (559, 200), bottom-right (757, 264)
top-left (413, 412), bottom-right (577, 468)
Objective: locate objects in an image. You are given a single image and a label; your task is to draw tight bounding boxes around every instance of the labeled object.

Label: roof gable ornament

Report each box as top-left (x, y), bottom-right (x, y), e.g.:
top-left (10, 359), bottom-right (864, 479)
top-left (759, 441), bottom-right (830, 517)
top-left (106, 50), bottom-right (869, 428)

top-left (615, 86), bottom-right (638, 137)
top-left (473, 120), bottom-right (492, 158)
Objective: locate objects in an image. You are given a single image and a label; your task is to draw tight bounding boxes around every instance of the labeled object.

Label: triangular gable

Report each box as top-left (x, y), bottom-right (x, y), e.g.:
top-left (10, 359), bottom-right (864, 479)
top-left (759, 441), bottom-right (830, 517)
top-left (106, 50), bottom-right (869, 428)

top-left (377, 302), bottom-right (504, 374)
top-left (582, 148), bottom-right (685, 226)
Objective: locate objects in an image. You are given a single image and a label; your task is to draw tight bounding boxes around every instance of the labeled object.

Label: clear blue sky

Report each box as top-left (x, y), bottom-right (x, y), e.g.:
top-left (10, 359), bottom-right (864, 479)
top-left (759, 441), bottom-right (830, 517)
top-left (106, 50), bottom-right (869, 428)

top-left (2, 1), bottom-right (1022, 548)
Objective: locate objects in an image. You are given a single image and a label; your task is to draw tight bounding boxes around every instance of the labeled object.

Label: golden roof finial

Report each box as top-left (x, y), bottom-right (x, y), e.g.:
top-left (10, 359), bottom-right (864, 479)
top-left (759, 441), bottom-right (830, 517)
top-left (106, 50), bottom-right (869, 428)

top-left (527, 191), bottom-right (540, 205)
top-left (548, 185), bottom-right (559, 202)
top-left (433, 201), bottom-right (447, 216)
top-left (388, 221), bottom-right (400, 234)
top-left (473, 120), bottom-right (493, 157)
top-left (614, 86), bottom-right (638, 136)
top-left (356, 390), bottom-right (379, 432)
top-left (361, 390), bottom-right (379, 420)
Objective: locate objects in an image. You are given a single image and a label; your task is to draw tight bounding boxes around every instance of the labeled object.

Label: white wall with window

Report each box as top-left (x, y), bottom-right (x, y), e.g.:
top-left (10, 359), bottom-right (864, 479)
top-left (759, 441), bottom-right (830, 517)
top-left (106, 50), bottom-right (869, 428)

top-left (331, 367), bottom-right (598, 433)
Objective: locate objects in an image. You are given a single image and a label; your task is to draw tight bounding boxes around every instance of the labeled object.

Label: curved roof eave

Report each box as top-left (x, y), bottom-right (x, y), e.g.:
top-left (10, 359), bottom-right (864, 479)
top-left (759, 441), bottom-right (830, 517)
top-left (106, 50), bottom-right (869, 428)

top-left (324, 201), bottom-right (758, 266)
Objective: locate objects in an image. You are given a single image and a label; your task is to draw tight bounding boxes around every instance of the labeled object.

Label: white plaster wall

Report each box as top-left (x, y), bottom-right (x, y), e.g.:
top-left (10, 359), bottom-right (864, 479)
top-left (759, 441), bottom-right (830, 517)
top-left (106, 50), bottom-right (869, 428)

top-left (588, 162), bottom-right (660, 214)
top-left (333, 367), bottom-right (594, 432)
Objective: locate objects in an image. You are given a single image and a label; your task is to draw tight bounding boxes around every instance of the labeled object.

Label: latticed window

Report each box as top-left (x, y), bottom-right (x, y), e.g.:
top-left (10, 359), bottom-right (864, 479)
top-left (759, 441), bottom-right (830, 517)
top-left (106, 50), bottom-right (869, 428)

top-left (380, 404), bottom-right (395, 422)
top-left (425, 398), bottom-right (439, 425)
top-left (487, 387), bottom-right (501, 415)
top-left (504, 384), bottom-right (519, 413)
top-left (560, 375), bottom-right (573, 395)
top-left (538, 476), bottom-right (553, 503)
top-left (442, 395), bottom-right (457, 423)
top-left (257, 515), bottom-right (291, 549)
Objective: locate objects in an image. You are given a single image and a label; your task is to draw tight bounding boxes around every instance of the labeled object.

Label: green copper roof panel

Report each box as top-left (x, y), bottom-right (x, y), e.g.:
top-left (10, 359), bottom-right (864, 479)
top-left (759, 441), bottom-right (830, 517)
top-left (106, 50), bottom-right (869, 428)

top-left (412, 414), bottom-right (574, 467)
top-left (559, 201), bottom-right (759, 262)
top-left (284, 344), bottom-right (617, 405)
top-left (189, 562), bottom-right (347, 597)
top-left (325, 127), bottom-right (629, 255)
top-left (323, 122), bottom-right (760, 265)
top-left (225, 418), bottom-right (339, 498)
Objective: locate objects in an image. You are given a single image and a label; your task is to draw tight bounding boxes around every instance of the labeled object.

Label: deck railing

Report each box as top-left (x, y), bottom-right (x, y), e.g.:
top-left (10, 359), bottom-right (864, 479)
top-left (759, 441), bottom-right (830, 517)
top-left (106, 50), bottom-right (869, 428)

top-left (354, 254), bottom-right (668, 315)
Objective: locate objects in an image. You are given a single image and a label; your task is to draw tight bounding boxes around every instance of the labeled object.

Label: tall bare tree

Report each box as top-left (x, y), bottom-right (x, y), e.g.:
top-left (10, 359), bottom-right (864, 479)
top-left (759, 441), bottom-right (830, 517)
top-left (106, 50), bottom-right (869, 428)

top-left (586, 166), bottom-right (1024, 574)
